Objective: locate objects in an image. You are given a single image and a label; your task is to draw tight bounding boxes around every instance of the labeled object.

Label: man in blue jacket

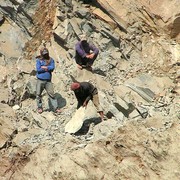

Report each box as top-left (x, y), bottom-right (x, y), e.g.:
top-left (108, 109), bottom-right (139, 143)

top-left (75, 34), bottom-right (99, 71)
top-left (36, 47), bottom-right (61, 114)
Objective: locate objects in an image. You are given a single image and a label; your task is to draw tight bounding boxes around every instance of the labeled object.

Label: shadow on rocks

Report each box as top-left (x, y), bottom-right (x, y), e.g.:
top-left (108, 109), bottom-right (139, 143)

top-left (93, 68), bottom-right (106, 77)
top-left (75, 117), bottom-right (102, 135)
top-left (48, 93), bottom-right (66, 111)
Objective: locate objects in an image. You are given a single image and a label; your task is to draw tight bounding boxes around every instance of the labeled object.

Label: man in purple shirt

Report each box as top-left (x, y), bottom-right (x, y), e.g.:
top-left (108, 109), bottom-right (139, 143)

top-left (75, 34), bottom-right (99, 71)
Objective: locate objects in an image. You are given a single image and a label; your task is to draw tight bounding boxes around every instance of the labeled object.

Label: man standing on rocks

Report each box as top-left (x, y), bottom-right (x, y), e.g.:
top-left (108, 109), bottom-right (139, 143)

top-left (75, 34), bottom-right (99, 71)
top-left (71, 81), bottom-right (104, 121)
top-left (36, 47), bottom-right (62, 114)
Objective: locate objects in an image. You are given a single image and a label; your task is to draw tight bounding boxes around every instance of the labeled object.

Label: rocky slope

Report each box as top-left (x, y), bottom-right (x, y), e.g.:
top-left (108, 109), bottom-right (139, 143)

top-left (0, 0), bottom-right (179, 179)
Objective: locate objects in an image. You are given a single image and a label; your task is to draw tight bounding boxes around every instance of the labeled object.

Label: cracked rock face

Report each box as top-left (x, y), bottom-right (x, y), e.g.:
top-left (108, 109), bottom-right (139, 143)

top-left (0, 0), bottom-right (180, 179)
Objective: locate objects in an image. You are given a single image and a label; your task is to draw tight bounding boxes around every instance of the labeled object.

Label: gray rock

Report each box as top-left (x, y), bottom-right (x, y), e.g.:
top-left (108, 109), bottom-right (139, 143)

top-left (75, 8), bottom-right (90, 19)
top-left (26, 77), bottom-right (37, 97)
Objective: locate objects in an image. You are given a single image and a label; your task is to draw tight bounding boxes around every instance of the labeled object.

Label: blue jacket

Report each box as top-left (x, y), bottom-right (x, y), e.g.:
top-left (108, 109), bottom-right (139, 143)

top-left (36, 58), bottom-right (55, 81)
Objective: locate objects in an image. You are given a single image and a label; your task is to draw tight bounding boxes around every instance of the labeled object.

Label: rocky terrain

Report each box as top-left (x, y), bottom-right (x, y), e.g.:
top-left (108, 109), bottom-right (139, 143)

top-left (0, 0), bottom-right (179, 179)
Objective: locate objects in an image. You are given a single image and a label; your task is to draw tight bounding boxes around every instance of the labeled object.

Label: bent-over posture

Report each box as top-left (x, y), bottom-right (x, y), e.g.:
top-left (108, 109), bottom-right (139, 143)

top-left (71, 82), bottom-right (104, 120)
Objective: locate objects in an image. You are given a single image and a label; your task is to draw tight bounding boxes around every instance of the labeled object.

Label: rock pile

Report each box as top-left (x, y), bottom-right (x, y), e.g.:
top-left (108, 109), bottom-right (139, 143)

top-left (0, 0), bottom-right (179, 179)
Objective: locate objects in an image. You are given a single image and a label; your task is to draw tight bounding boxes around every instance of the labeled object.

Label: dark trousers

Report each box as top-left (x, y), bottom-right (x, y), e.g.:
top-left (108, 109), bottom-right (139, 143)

top-left (75, 54), bottom-right (98, 67)
top-left (36, 79), bottom-right (58, 110)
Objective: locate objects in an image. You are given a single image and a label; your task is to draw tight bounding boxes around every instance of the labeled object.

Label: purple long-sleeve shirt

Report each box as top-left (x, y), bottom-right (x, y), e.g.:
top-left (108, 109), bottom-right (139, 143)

top-left (75, 41), bottom-right (99, 66)
top-left (75, 41), bottom-right (99, 58)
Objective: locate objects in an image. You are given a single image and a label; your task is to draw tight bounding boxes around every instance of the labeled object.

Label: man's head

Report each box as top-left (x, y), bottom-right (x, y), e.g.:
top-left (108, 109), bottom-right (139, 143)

top-left (40, 48), bottom-right (50, 60)
top-left (80, 34), bottom-right (89, 48)
top-left (71, 82), bottom-right (80, 91)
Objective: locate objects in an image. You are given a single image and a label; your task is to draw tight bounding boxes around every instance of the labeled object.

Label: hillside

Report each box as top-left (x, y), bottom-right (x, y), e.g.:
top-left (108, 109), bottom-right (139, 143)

top-left (0, 0), bottom-right (179, 179)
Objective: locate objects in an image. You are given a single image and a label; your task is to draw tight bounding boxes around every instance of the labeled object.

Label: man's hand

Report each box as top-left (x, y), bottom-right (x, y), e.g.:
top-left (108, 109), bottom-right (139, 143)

top-left (86, 53), bottom-right (94, 59)
top-left (83, 101), bottom-right (87, 108)
top-left (41, 66), bottom-right (48, 71)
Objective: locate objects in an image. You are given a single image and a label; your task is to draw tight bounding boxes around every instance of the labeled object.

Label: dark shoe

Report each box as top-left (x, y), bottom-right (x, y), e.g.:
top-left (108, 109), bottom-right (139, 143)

top-left (87, 66), bottom-right (92, 71)
top-left (37, 108), bottom-right (43, 114)
top-left (83, 65), bottom-right (92, 71)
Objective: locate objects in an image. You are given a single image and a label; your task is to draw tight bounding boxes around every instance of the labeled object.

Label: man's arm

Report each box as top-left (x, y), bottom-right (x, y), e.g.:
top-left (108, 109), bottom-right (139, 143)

top-left (36, 59), bottom-right (46, 73)
top-left (85, 44), bottom-right (99, 59)
top-left (89, 44), bottom-right (99, 56)
top-left (82, 97), bottom-right (90, 108)
top-left (75, 42), bottom-right (86, 58)
top-left (46, 58), bottom-right (55, 72)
